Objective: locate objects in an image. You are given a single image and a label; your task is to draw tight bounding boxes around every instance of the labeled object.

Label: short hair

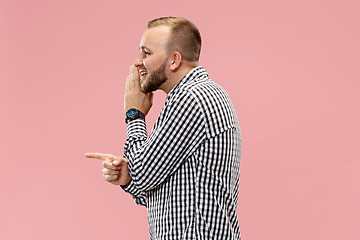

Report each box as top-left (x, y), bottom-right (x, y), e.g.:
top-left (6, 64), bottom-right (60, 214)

top-left (147, 17), bottom-right (202, 62)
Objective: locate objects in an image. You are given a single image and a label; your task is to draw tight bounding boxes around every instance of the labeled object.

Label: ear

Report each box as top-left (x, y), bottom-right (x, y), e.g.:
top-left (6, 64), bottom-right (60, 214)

top-left (169, 52), bottom-right (182, 71)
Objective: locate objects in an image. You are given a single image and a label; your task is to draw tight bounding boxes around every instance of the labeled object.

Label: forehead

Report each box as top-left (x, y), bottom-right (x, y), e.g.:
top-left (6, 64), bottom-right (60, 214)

top-left (140, 25), bottom-right (171, 51)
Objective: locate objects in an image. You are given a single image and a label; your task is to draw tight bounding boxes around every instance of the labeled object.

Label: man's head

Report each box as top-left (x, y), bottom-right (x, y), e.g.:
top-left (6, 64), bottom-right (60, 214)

top-left (147, 17), bottom-right (202, 62)
top-left (134, 17), bottom-right (202, 93)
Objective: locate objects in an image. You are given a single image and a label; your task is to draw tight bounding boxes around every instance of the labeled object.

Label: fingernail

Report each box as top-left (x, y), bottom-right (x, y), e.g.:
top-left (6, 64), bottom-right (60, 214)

top-left (113, 160), bottom-right (119, 165)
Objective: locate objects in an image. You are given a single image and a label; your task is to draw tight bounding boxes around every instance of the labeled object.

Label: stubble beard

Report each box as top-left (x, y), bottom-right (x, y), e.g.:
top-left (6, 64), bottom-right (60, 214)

top-left (141, 62), bottom-right (168, 93)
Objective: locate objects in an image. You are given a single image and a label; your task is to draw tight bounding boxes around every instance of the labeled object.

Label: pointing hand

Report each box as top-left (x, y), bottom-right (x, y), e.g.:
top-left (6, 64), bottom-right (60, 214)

top-left (85, 153), bottom-right (131, 186)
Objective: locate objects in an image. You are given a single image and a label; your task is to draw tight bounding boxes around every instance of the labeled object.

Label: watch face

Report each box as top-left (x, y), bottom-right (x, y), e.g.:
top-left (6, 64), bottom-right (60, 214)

top-left (127, 109), bottom-right (138, 118)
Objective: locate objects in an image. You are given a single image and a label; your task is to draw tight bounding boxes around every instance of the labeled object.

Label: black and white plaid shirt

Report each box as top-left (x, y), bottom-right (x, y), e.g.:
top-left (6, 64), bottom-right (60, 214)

top-left (122, 66), bottom-right (241, 240)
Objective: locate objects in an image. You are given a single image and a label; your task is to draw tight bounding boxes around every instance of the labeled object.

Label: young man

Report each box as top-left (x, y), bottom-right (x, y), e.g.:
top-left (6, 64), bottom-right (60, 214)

top-left (86, 17), bottom-right (242, 239)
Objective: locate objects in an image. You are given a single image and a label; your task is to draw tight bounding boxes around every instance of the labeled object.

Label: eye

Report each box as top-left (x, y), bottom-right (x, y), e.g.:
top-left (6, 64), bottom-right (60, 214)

top-left (144, 51), bottom-right (150, 57)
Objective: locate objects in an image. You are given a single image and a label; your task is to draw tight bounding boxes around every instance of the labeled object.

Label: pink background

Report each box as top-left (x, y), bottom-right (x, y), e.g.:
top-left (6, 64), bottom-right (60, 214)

top-left (1, 0), bottom-right (359, 239)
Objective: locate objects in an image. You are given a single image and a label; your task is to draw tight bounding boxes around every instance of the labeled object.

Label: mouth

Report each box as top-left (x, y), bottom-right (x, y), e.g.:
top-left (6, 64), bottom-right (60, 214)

top-left (140, 71), bottom-right (148, 81)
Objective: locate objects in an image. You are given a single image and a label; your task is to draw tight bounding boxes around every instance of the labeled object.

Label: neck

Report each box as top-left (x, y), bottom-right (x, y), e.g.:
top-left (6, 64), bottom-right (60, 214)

top-left (161, 62), bottom-right (199, 94)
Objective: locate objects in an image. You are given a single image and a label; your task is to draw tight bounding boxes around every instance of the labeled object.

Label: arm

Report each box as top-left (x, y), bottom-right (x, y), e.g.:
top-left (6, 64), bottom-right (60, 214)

top-left (120, 119), bottom-right (148, 207)
top-left (124, 91), bottom-right (206, 192)
top-left (122, 65), bottom-right (206, 198)
top-left (118, 65), bottom-right (153, 206)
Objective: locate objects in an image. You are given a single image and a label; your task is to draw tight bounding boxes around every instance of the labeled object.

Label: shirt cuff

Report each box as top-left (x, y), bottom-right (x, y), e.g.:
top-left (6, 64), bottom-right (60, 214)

top-left (126, 118), bottom-right (147, 138)
top-left (120, 179), bottom-right (142, 196)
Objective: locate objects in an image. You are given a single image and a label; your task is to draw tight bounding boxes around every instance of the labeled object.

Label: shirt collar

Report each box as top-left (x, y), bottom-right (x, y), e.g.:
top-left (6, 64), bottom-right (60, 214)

top-left (166, 66), bottom-right (208, 102)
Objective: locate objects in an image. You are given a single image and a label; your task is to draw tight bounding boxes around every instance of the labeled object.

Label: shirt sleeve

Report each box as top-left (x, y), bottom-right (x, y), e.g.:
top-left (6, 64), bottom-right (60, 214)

top-left (121, 119), bottom-right (148, 207)
top-left (120, 179), bottom-right (147, 207)
top-left (124, 91), bottom-right (206, 192)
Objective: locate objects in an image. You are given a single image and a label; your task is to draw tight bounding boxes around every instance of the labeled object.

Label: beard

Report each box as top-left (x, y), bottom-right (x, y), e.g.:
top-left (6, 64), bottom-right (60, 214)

top-left (140, 61), bottom-right (168, 93)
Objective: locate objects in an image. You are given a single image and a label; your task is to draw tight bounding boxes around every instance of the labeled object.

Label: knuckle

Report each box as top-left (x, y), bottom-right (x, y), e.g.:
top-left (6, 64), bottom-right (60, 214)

top-left (104, 174), bottom-right (111, 181)
top-left (102, 161), bottom-right (111, 168)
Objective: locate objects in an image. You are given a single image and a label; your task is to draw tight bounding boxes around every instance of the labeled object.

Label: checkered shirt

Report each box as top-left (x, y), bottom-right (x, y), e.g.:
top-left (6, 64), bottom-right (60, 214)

top-left (122, 66), bottom-right (241, 240)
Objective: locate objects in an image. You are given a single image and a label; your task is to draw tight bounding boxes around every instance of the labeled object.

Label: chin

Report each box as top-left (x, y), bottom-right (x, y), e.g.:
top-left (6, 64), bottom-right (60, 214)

top-left (140, 79), bottom-right (148, 92)
top-left (140, 83), bottom-right (151, 93)
top-left (140, 86), bottom-right (147, 93)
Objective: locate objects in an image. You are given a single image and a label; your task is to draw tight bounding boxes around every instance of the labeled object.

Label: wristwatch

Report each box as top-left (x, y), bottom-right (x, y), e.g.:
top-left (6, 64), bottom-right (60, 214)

top-left (125, 108), bottom-right (145, 123)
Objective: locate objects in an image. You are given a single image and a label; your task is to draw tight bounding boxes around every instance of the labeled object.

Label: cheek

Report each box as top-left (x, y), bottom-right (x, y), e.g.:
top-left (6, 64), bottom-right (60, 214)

top-left (143, 55), bottom-right (166, 71)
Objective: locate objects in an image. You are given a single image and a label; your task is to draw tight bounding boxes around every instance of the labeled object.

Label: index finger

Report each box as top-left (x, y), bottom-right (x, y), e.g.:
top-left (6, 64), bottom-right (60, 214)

top-left (130, 66), bottom-right (140, 86)
top-left (131, 66), bottom-right (140, 79)
top-left (85, 153), bottom-right (116, 160)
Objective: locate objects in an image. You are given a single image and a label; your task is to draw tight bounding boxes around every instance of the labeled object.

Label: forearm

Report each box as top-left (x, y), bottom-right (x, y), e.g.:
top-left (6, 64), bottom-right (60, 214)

top-left (121, 118), bottom-right (148, 206)
top-left (123, 119), bottom-right (148, 159)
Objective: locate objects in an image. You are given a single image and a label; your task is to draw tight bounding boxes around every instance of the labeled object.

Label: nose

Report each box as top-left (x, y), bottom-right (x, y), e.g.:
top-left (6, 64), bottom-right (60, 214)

top-left (133, 57), bottom-right (143, 68)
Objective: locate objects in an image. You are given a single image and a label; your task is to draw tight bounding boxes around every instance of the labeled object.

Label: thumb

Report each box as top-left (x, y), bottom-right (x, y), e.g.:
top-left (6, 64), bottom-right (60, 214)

top-left (112, 157), bottom-right (127, 166)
